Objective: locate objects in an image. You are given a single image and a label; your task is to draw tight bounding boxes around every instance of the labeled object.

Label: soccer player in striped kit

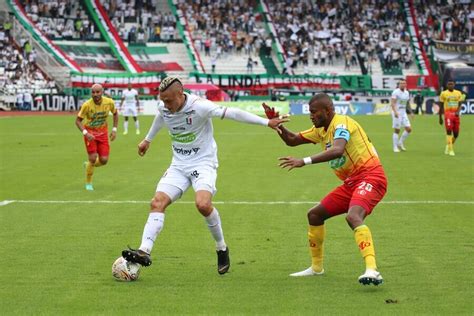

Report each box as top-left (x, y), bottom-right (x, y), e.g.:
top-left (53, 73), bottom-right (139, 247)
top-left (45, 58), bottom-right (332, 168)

top-left (269, 93), bottom-right (387, 285)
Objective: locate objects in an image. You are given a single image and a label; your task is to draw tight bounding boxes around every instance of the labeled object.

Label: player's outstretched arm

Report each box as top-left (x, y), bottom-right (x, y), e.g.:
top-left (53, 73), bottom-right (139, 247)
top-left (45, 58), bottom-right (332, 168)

top-left (277, 124), bottom-right (310, 147)
top-left (279, 138), bottom-right (346, 171)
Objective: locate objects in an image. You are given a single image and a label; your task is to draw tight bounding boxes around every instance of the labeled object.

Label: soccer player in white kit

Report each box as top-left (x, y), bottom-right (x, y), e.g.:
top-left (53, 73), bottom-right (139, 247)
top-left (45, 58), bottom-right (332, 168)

top-left (119, 84), bottom-right (140, 135)
top-left (122, 77), bottom-right (287, 275)
top-left (390, 79), bottom-right (413, 152)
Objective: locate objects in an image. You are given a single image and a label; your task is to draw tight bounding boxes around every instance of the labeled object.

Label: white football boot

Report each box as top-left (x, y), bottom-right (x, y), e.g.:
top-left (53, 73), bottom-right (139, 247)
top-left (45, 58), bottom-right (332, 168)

top-left (358, 269), bottom-right (383, 286)
top-left (290, 267), bottom-right (324, 277)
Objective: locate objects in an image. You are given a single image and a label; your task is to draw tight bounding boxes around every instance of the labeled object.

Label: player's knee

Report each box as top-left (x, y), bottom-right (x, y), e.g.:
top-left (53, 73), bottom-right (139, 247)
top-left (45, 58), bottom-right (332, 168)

top-left (99, 158), bottom-right (108, 165)
top-left (307, 208), bottom-right (323, 225)
top-left (195, 199), bottom-right (212, 213)
top-left (406, 127), bottom-right (412, 133)
top-left (345, 212), bottom-right (363, 228)
top-left (150, 195), bottom-right (168, 210)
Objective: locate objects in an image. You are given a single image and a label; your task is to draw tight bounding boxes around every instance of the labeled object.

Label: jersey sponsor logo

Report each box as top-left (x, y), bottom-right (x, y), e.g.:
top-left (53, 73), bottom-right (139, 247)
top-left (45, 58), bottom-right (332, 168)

top-left (170, 132), bottom-right (196, 143)
top-left (88, 111), bottom-right (107, 127)
top-left (173, 127), bottom-right (186, 131)
top-left (329, 156), bottom-right (346, 169)
top-left (172, 145), bottom-right (200, 155)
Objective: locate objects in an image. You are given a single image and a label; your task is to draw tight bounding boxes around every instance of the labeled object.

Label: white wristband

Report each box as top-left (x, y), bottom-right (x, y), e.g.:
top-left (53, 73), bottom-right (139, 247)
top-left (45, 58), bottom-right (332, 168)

top-left (82, 129), bottom-right (88, 135)
top-left (303, 157), bottom-right (312, 165)
top-left (112, 127), bottom-right (117, 132)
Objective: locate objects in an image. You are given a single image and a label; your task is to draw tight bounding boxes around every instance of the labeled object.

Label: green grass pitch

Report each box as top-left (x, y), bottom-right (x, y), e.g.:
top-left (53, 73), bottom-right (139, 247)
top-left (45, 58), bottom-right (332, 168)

top-left (0, 113), bottom-right (473, 315)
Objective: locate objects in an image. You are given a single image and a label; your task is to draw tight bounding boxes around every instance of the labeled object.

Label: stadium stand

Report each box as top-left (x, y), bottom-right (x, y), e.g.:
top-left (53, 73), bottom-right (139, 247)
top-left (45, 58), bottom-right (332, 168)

top-left (262, 0), bottom-right (421, 76)
top-left (20, 0), bottom-right (101, 41)
top-left (0, 14), bottom-right (58, 108)
top-left (175, 0), bottom-right (272, 74)
top-left (413, 0), bottom-right (473, 48)
top-left (103, 0), bottom-right (178, 43)
top-left (1, 0), bottom-right (472, 109)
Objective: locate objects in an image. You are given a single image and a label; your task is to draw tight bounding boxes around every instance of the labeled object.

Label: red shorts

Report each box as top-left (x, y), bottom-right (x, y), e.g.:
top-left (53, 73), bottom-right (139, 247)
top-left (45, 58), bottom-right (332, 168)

top-left (84, 129), bottom-right (110, 156)
top-left (444, 112), bottom-right (460, 133)
top-left (320, 165), bottom-right (387, 216)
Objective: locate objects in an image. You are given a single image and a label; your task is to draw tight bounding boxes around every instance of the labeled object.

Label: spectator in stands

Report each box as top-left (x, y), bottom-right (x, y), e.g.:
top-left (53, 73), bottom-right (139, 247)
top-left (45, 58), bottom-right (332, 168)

top-left (23, 91), bottom-right (32, 111)
top-left (247, 56), bottom-right (253, 73)
top-left (211, 55), bottom-right (217, 73)
top-left (16, 90), bottom-right (24, 111)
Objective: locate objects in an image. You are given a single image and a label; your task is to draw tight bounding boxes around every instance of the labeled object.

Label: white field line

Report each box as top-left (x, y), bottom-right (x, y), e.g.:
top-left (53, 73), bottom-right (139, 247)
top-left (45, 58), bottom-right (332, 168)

top-left (1, 200), bottom-right (473, 206)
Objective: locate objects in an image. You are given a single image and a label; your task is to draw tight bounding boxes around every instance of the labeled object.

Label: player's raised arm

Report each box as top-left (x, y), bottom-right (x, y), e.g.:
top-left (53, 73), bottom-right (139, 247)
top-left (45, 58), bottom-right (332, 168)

top-left (212, 104), bottom-right (289, 133)
top-left (275, 124), bottom-right (311, 146)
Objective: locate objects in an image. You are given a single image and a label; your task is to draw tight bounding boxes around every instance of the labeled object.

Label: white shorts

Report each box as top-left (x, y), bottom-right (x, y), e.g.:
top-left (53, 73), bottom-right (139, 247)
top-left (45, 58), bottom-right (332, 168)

top-left (392, 111), bottom-right (411, 129)
top-left (156, 164), bottom-right (217, 202)
top-left (122, 106), bottom-right (138, 117)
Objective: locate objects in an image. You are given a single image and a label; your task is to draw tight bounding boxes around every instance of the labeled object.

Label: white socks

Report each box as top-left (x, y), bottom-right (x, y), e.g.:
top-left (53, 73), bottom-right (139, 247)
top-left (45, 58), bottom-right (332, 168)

top-left (392, 133), bottom-right (399, 149)
top-left (135, 120), bottom-right (140, 130)
top-left (139, 212), bottom-right (165, 254)
top-left (400, 130), bottom-right (410, 144)
top-left (205, 208), bottom-right (226, 251)
top-left (123, 121), bottom-right (128, 132)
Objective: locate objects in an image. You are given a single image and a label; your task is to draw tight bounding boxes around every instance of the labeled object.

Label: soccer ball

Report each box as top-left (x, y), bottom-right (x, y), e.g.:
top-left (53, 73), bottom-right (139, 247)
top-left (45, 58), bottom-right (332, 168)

top-left (112, 256), bottom-right (141, 281)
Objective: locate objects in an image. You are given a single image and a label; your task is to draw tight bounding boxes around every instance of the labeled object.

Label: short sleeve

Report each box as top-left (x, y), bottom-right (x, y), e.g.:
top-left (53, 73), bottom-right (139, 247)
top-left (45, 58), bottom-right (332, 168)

top-left (299, 126), bottom-right (320, 144)
top-left (439, 91), bottom-right (445, 102)
top-left (391, 90), bottom-right (398, 99)
top-left (77, 101), bottom-right (88, 118)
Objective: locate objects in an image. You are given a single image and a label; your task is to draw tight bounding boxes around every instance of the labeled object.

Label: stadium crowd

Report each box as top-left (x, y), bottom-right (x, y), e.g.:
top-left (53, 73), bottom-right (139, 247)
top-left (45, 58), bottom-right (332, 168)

top-left (265, 0), bottom-right (414, 75)
top-left (20, 0), bottom-right (100, 41)
top-left (103, 0), bottom-right (178, 43)
top-left (178, 0), bottom-right (266, 60)
top-left (414, 0), bottom-right (473, 52)
top-left (0, 20), bottom-right (57, 109)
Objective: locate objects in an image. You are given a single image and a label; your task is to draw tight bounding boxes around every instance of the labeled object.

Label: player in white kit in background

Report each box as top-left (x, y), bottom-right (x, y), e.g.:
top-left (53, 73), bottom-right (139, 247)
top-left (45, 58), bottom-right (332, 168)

top-left (390, 79), bottom-right (413, 152)
top-left (121, 77), bottom-right (288, 275)
top-left (119, 83), bottom-right (140, 135)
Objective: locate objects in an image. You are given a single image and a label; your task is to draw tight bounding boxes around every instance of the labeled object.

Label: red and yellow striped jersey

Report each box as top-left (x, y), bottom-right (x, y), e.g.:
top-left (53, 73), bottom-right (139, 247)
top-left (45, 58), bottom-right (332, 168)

top-left (78, 97), bottom-right (117, 131)
top-left (439, 89), bottom-right (465, 113)
top-left (299, 114), bottom-right (382, 181)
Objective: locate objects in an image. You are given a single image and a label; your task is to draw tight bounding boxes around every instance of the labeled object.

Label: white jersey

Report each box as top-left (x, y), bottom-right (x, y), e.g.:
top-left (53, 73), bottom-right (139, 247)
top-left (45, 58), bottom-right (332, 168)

top-left (122, 89), bottom-right (138, 107)
top-left (146, 93), bottom-right (268, 166)
top-left (391, 88), bottom-right (410, 111)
